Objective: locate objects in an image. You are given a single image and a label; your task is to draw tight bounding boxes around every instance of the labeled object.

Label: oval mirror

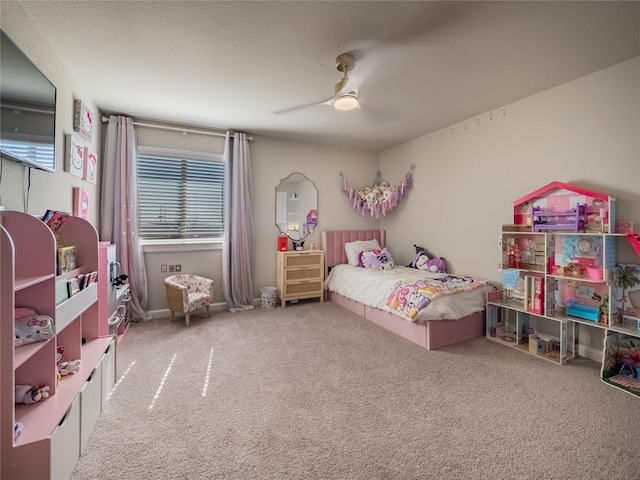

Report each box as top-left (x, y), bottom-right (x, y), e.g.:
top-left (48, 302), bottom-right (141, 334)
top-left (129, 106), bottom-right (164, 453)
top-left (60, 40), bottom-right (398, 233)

top-left (275, 172), bottom-right (318, 241)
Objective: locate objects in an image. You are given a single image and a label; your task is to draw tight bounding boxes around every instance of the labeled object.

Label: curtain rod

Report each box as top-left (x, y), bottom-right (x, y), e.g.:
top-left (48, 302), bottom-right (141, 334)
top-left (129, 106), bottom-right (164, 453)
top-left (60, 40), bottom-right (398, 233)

top-left (101, 116), bottom-right (252, 140)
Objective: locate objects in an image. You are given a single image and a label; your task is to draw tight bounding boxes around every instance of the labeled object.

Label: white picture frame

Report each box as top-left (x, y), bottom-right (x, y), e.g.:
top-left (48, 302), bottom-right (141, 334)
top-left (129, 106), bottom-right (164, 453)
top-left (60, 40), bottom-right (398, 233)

top-left (73, 99), bottom-right (94, 142)
top-left (83, 148), bottom-right (98, 184)
top-left (65, 134), bottom-right (85, 178)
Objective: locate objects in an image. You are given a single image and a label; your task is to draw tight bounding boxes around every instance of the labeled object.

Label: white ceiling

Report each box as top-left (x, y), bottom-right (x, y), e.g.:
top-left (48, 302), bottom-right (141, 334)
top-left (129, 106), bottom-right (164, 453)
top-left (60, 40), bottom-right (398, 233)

top-left (15, 1), bottom-right (640, 152)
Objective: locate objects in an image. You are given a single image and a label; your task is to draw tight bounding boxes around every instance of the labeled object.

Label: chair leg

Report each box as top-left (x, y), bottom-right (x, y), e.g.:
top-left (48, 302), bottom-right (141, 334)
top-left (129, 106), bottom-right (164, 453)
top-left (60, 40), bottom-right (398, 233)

top-left (205, 305), bottom-right (212, 317)
top-left (169, 311), bottom-right (175, 322)
top-left (185, 312), bottom-right (190, 327)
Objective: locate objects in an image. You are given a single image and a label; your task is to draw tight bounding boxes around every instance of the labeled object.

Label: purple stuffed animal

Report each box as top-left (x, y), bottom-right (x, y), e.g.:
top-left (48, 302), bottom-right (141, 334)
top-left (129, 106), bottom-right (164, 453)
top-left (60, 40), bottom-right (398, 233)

top-left (414, 253), bottom-right (447, 273)
top-left (360, 248), bottom-right (395, 270)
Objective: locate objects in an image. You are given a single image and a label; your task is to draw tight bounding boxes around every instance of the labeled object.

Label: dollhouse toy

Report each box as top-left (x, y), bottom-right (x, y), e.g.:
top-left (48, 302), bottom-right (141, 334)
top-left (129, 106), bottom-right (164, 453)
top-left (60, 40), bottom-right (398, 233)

top-left (489, 181), bottom-right (640, 397)
top-left (512, 181), bottom-right (613, 233)
top-left (532, 204), bottom-right (586, 232)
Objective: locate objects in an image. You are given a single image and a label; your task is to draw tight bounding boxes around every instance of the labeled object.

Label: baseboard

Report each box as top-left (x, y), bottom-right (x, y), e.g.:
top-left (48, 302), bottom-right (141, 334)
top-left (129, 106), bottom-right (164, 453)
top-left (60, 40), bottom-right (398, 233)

top-left (578, 344), bottom-right (602, 363)
top-left (146, 299), bottom-right (261, 319)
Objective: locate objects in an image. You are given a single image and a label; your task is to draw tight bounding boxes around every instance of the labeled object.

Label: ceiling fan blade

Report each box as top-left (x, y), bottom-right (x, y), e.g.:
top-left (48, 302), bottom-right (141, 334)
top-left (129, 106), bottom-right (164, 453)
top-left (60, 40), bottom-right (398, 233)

top-left (273, 95), bottom-right (334, 115)
top-left (341, 39), bottom-right (409, 91)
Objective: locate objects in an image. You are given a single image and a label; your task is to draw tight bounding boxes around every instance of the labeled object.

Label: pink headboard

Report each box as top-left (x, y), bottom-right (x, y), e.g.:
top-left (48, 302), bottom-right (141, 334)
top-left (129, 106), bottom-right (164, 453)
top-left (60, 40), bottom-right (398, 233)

top-left (321, 230), bottom-right (386, 276)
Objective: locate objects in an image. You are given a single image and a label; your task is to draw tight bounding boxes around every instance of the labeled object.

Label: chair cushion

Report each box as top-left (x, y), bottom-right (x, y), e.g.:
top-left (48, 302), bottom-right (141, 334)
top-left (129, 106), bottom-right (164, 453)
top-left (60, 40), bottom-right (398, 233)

top-left (187, 292), bottom-right (211, 311)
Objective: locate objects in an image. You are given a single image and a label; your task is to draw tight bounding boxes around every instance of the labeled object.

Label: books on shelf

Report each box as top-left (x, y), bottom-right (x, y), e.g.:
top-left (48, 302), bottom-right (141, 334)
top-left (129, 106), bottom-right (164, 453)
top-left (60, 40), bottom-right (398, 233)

top-left (67, 278), bottom-right (80, 297)
top-left (57, 246), bottom-right (76, 274)
top-left (56, 271), bottom-right (98, 304)
top-left (84, 271), bottom-right (97, 287)
top-left (42, 210), bottom-right (70, 233)
top-left (42, 210), bottom-right (71, 248)
top-left (56, 279), bottom-right (69, 305)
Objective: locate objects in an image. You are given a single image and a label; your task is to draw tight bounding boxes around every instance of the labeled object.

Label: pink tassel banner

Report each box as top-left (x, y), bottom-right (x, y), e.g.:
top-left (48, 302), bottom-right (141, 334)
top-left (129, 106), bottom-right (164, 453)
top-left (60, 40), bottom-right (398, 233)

top-left (341, 166), bottom-right (414, 218)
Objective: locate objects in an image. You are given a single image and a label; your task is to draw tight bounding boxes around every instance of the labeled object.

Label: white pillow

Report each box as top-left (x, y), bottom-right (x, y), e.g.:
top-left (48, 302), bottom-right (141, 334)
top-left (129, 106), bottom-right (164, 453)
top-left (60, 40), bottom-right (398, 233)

top-left (344, 239), bottom-right (381, 266)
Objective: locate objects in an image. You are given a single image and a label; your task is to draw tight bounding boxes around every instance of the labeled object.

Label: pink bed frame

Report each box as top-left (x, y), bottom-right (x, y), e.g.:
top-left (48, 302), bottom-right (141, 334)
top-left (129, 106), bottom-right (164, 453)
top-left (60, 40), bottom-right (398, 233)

top-left (321, 230), bottom-right (485, 350)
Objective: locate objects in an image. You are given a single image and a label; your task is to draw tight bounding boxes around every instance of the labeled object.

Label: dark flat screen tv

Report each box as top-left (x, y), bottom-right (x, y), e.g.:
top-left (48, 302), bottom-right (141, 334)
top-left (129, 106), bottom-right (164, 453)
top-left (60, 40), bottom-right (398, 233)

top-left (0, 30), bottom-right (56, 172)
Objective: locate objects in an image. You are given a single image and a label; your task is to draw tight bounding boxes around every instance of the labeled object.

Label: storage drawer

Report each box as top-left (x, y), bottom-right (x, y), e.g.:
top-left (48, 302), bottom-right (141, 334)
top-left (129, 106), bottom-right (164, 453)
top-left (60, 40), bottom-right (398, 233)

top-left (284, 266), bottom-right (322, 282)
top-left (80, 364), bottom-right (103, 454)
top-left (284, 281), bottom-right (323, 296)
top-left (284, 253), bottom-right (323, 268)
top-left (101, 339), bottom-right (116, 406)
top-left (50, 394), bottom-right (81, 480)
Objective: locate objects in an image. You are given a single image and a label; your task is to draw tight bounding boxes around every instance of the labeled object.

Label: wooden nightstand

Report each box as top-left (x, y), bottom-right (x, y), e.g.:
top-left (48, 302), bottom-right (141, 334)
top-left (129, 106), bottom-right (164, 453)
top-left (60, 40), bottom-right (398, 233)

top-left (276, 250), bottom-right (324, 308)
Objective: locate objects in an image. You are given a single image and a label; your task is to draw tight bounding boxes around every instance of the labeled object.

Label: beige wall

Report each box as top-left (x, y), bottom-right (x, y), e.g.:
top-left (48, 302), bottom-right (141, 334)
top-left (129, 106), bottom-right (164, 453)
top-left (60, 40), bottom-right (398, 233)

top-left (137, 129), bottom-right (380, 311)
top-left (380, 56), bottom-right (639, 280)
top-left (251, 137), bottom-right (379, 302)
top-left (379, 56), bottom-right (640, 359)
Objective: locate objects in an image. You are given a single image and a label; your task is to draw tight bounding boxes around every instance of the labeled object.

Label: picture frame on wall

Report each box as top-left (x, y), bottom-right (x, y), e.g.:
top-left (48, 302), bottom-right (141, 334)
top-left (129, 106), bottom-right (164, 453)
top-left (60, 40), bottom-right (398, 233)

top-left (65, 134), bottom-right (85, 178)
top-left (73, 187), bottom-right (89, 220)
top-left (73, 99), bottom-right (94, 142)
top-left (83, 149), bottom-right (98, 184)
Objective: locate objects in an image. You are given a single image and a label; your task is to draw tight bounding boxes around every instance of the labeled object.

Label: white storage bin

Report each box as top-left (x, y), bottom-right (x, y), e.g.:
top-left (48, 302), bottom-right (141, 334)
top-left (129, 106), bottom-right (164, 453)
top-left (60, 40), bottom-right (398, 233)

top-left (80, 364), bottom-right (103, 454)
top-left (50, 395), bottom-right (81, 480)
top-left (261, 286), bottom-right (277, 308)
top-left (101, 339), bottom-right (116, 406)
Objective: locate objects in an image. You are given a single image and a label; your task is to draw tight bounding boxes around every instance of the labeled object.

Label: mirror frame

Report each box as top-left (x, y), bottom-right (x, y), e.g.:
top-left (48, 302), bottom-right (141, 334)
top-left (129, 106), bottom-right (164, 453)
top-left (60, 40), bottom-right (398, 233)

top-left (275, 172), bottom-right (318, 242)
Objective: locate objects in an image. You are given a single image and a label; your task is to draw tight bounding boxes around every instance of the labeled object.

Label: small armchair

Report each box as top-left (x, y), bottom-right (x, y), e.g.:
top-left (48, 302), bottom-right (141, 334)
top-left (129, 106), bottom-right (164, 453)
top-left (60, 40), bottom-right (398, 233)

top-left (164, 274), bottom-right (214, 327)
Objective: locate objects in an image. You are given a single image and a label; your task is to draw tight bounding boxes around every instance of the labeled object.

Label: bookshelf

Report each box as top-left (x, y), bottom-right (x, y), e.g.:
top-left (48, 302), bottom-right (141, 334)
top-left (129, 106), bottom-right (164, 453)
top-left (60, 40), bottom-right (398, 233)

top-left (1, 211), bottom-right (115, 479)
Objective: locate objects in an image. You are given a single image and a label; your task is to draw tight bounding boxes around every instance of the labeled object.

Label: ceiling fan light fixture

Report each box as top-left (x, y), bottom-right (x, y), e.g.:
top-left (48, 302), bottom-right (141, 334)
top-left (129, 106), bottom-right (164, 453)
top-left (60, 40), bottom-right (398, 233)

top-left (334, 93), bottom-right (359, 111)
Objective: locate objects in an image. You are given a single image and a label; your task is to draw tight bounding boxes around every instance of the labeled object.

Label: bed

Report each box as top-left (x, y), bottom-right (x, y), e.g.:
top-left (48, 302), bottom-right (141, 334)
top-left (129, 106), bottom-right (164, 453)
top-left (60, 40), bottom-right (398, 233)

top-left (321, 230), bottom-right (494, 350)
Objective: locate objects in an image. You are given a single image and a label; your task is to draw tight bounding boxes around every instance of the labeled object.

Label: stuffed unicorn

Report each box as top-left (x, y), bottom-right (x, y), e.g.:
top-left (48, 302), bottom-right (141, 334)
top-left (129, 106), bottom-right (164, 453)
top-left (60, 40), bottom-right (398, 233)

top-left (360, 248), bottom-right (395, 270)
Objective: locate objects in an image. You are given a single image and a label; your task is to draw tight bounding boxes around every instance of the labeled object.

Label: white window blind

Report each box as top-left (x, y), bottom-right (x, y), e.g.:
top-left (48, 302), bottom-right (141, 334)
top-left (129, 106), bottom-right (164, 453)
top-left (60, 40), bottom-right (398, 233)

top-left (0, 137), bottom-right (55, 171)
top-left (137, 149), bottom-right (224, 240)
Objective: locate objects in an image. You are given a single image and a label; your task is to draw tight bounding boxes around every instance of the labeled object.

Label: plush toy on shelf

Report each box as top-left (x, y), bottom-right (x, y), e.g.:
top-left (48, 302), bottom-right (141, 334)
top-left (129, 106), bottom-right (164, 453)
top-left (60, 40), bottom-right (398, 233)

top-left (15, 385), bottom-right (50, 404)
top-left (58, 359), bottom-right (82, 376)
top-left (56, 345), bottom-right (82, 376)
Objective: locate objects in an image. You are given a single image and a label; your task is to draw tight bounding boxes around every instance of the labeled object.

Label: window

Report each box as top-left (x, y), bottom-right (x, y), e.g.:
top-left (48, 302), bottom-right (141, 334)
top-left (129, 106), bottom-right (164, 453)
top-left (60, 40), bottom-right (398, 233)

top-left (0, 136), bottom-right (55, 171)
top-left (137, 147), bottom-right (224, 241)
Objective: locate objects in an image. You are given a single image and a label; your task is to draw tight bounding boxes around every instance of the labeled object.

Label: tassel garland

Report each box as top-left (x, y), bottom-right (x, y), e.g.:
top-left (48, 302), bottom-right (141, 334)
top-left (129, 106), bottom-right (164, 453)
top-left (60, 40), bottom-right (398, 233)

top-left (341, 166), bottom-right (414, 218)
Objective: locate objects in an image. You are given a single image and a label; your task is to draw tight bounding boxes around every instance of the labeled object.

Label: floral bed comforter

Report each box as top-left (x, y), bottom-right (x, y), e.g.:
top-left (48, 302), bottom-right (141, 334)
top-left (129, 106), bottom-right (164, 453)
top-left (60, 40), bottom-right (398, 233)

top-left (325, 265), bottom-right (494, 322)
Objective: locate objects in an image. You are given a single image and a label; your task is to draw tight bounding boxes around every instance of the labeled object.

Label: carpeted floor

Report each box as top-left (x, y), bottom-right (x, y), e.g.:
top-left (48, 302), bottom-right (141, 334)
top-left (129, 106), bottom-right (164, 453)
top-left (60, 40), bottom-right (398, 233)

top-left (72, 301), bottom-right (640, 480)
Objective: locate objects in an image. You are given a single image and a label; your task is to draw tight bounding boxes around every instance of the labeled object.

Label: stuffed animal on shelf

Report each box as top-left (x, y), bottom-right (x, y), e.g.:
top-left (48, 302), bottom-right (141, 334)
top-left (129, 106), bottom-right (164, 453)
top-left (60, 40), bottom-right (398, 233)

top-left (15, 385), bottom-right (50, 404)
top-left (14, 422), bottom-right (24, 441)
top-left (56, 346), bottom-right (81, 376)
top-left (58, 359), bottom-right (82, 376)
top-left (14, 307), bottom-right (54, 347)
top-left (360, 248), bottom-right (395, 271)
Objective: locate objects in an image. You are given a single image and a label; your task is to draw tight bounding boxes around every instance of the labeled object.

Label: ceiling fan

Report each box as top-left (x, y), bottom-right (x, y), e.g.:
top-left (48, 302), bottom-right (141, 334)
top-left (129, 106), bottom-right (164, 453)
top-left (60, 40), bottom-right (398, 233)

top-left (274, 53), bottom-right (361, 114)
top-left (332, 53), bottom-right (359, 111)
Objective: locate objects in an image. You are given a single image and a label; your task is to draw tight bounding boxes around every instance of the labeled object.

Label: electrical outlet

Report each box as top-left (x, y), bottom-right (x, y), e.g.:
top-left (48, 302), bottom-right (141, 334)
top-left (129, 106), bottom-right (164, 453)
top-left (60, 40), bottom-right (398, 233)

top-left (175, 264), bottom-right (182, 272)
top-left (169, 265), bottom-right (176, 272)
top-left (161, 264), bottom-right (167, 273)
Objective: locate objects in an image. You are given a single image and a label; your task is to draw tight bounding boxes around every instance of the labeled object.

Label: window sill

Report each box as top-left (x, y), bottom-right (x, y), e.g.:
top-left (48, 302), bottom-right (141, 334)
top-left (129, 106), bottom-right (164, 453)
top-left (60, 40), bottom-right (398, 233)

top-left (141, 239), bottom-right (223, 253)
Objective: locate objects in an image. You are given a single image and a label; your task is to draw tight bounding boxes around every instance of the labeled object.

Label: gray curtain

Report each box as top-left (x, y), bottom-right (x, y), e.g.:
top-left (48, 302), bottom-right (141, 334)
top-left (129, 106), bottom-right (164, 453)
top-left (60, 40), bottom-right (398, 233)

top-left (222, 132), bottom-right (254, 311)
top-left (100, 115), bottom-right (150, 321)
